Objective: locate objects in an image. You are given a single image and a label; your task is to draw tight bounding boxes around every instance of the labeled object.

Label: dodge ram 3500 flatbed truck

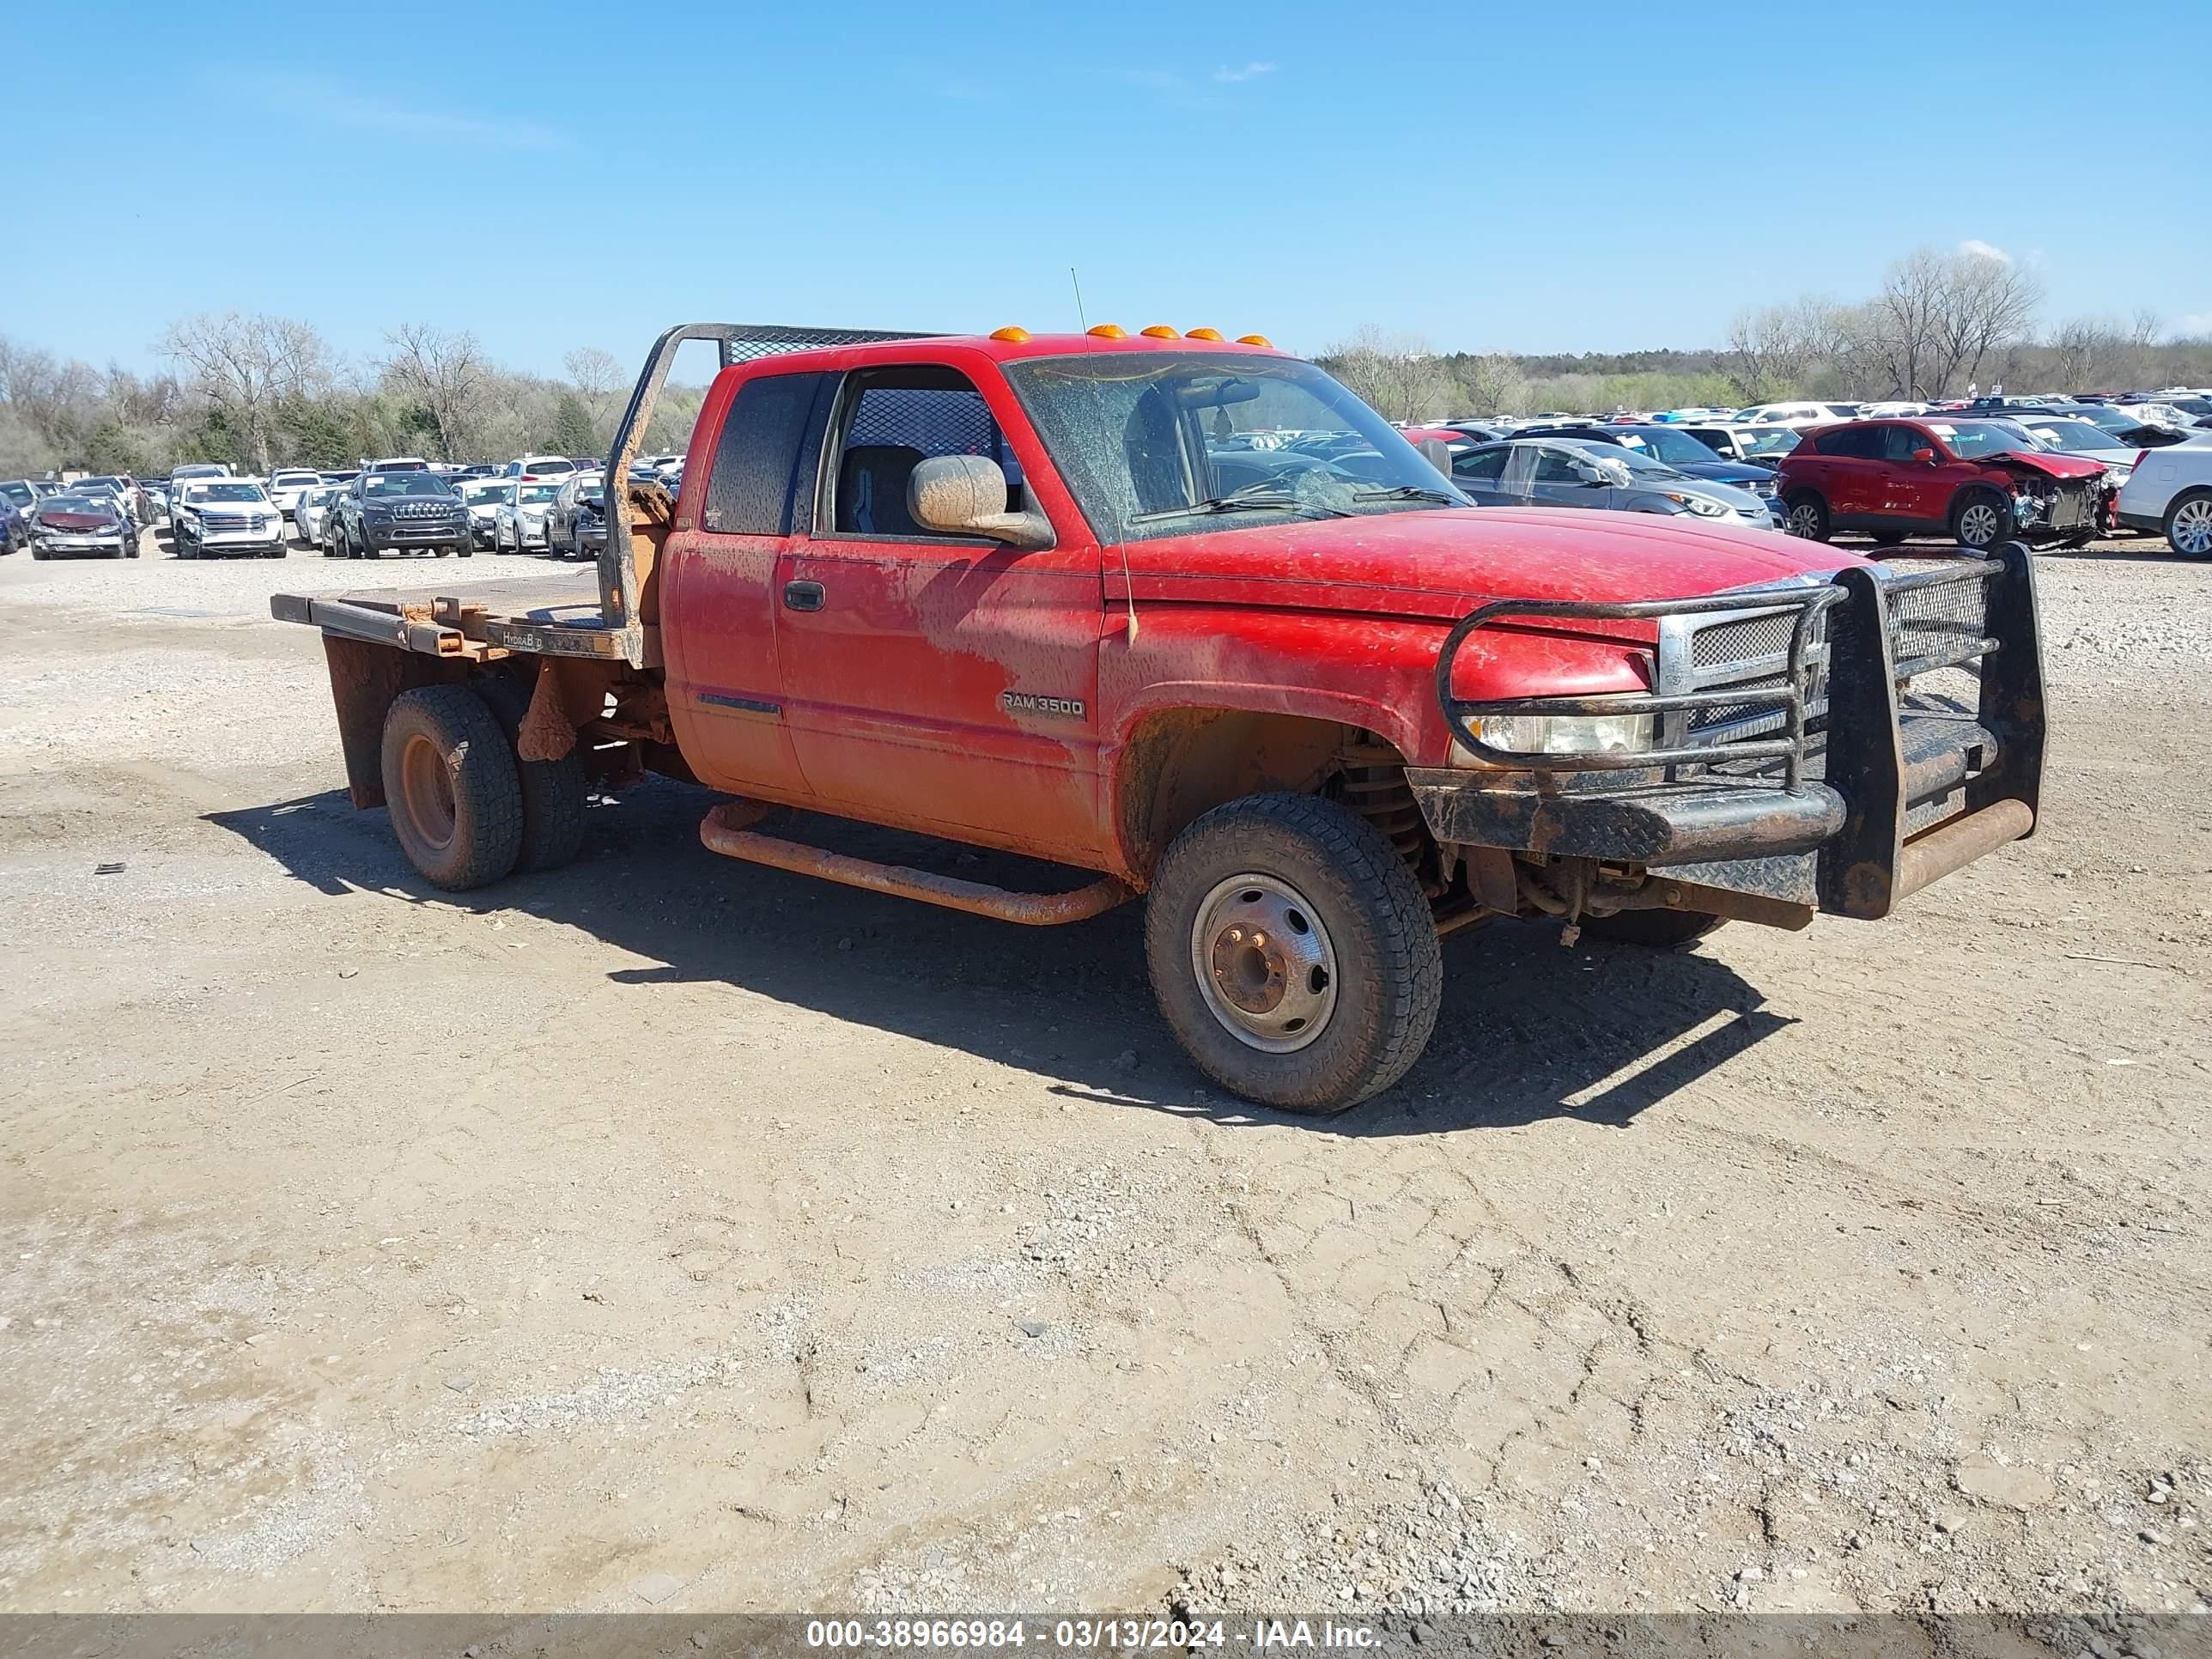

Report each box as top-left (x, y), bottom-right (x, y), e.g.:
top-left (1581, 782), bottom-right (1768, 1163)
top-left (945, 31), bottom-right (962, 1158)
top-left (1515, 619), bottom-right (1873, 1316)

top-left (275, 322), bottom-right (2046, 1113)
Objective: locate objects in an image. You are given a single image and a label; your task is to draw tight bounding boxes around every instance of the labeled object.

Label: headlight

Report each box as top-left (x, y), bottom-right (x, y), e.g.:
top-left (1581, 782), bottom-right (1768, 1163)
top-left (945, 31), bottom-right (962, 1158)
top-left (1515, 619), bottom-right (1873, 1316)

top-left (1665, 493), bottom-right (1729, 518)
top-left (1455, 713), bottom-right (1657, 761)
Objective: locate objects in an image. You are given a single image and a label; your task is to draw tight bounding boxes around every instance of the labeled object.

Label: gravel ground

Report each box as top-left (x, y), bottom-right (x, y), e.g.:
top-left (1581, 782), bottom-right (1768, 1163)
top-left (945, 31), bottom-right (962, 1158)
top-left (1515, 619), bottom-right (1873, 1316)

top-left (0, 526), bottom-right (2207, 1620)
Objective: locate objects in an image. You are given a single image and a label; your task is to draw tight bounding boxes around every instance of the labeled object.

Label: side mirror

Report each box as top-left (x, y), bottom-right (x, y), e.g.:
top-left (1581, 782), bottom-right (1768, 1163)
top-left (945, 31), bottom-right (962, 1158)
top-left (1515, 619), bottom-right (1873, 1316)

top-left (1417, 438), bottom-right (1452, 476)
top-left (908, 455), bottom-right (1053, 550)
top-left (1912, 447), bottom-right (1938, 465)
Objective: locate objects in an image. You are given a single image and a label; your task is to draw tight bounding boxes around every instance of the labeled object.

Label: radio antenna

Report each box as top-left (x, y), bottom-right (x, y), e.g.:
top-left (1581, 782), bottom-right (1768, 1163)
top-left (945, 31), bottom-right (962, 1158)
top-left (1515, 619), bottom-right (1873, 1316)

top-left (1070, 266), bottom-right (1088, 333)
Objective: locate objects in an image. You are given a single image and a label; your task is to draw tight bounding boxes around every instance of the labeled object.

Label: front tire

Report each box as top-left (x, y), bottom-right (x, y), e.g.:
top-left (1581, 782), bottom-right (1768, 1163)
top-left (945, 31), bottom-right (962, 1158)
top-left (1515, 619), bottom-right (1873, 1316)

top-left (1952, 488), bottom-right (2010, 551)
top-left (1145, 793), bottom-right (1443, 1114)
top-left (2165, 488), bottom-right (2212, 558)
top-left (1784, 493), bottom-right (1830, 542)
top-left (379, 686), bottom-right (525, 891)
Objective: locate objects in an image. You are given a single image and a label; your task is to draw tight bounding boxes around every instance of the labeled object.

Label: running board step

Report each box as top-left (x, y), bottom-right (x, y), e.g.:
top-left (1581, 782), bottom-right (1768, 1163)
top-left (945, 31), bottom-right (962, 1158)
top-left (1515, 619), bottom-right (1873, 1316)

top-left (699, 802), bottom-right (1133, 926)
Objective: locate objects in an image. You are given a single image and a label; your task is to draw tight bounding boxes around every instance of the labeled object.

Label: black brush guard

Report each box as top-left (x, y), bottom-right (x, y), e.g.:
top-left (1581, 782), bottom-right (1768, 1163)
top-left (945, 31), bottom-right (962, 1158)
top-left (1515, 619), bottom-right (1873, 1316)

top-left (1407, 545), bottom-right (2046, 921)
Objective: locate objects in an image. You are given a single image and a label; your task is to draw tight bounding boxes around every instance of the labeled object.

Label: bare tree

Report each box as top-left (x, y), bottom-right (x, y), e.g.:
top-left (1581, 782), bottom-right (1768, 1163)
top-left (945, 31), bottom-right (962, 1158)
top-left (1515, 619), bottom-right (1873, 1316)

top-left (381, 324), bottom-right (489, 460)
top-left (1727, 298), bottom-right (1856, 404)
top-left (1459, 352), bottom-right (1527, 417)
top-left (1323, 325), bottom-right (1453, 422)
top-left (1932, 250), bottom-right (2044, 393)
top-left (160, 313), bottom-right (330, 472)
top-left (563, 346), bottom-right (623, 400)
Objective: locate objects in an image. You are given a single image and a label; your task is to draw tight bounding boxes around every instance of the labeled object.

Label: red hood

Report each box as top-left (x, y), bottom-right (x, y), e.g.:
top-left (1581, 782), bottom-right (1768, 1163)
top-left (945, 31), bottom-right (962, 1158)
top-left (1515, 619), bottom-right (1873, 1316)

top-left (1117, 506), bottom-right (1863, 621)
top-left (1987, 448), bottom-right (2106, 481)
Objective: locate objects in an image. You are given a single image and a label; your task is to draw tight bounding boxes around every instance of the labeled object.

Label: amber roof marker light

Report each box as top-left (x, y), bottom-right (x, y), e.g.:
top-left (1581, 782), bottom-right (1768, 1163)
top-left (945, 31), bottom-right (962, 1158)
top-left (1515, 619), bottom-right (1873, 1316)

top-left (1139, 325), bottom-right (1180, 339)
top-left (1086, 323), bottom-right (1127, 340)
top-left (1236, 333), bottom-right (1274, 348)
top-left (989, 325), bottom-right (1030, 343)
top-left (1186, 327), bottom-right (1225, 342)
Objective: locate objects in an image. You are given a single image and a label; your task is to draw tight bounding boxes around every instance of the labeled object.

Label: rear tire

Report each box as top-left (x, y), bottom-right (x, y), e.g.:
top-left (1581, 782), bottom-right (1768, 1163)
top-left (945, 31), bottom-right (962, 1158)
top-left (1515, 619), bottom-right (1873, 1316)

top-left (1951, 488), bottom-right (2010, 551)
top-left (1784, 493), bottom-right (1830, 542)
top-left (475, 672), bottom-right (588, 875)
top-left (1577, 909), bottom-right (1727, 949)
top-left (379, 686), bottom-right (524, 891)
top-left (2164, 488), bottom-right (2212, 558)
top-left (1145, 793), bottom-right (1442, 1114)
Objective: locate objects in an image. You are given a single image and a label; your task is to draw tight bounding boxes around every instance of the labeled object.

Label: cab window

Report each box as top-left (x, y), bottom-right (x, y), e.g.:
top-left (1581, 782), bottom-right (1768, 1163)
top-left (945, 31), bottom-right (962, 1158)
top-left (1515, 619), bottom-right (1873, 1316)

top-left (828, 368), bottom-right (1016, 538)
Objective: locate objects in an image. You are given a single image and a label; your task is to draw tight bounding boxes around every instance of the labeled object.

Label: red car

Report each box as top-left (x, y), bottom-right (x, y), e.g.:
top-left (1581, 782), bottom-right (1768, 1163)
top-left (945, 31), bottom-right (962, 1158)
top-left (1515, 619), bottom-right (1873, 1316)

top-left (1776, 416), bottom-right (2109, 550)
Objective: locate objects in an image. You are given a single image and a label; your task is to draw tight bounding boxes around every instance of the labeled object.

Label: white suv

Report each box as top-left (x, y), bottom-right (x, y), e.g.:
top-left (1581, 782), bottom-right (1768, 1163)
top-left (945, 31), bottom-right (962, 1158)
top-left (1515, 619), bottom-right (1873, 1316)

top-left (173, 479), bottom-right (286, 558)
top-left (2116, 446), bottom-right (2212, 556)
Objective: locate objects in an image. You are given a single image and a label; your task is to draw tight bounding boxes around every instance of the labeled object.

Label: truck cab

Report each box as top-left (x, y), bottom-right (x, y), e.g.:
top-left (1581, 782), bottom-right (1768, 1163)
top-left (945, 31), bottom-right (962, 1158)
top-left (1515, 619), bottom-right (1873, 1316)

top-left (275, 323), bottom-right (2046, 1114)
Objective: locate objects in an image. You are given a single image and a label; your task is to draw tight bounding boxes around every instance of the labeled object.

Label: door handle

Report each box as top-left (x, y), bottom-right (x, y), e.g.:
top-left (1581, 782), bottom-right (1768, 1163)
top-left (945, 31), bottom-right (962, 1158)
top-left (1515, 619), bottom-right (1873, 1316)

top-left (782, 580), bottom-right (824, 612)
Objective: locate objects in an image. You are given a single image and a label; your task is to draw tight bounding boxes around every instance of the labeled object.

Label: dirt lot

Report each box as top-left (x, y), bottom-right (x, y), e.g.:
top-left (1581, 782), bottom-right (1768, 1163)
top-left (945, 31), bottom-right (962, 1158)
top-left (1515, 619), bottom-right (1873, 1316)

top-left (0, 528), bottom-right (2207, 1620)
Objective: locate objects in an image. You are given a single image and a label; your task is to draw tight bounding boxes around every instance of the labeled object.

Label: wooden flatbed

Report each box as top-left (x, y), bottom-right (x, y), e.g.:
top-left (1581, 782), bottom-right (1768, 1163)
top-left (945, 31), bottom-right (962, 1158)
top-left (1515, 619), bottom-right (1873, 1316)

top-left (269, 575), bottom-right (639, 663)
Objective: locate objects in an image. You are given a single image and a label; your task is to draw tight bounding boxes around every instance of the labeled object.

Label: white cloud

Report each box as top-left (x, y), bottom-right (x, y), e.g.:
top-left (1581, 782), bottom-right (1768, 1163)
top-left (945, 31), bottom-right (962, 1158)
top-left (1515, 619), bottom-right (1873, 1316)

top-left (252, 73), bottom-right (568, 151)
top-left (1959, 239), bottom-right (2012, 264)
top-left (2179, 313), bottom-right (2212, 336)
top-left (1212, 61), bottom-right (1277, 82)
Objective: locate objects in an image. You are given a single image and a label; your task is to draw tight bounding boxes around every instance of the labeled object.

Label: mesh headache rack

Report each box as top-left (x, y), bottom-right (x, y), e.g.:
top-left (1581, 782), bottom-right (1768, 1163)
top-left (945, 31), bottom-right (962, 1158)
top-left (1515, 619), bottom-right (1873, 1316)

top-left (598, 324), bottom-right (942, 667)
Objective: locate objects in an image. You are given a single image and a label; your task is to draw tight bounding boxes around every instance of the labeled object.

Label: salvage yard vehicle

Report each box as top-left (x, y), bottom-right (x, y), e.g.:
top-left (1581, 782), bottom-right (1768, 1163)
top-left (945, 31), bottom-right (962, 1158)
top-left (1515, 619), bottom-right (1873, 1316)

top-left (28, 490), bottom-right (137, 559)
top-left (275, 322), bottom-right (2047, 1113)
top-left (1449, 437), bottom-right (1777, 526)
top-left (2115, 442), bottom-right (2212, 556)
top-left (492, 480), bottom-right (562, 553)
top-left (330, 470), bottom-right (472, 560)
top-left (1776, 416), bottom-right (2110, 550)
top-left (173, 479), bottom-right (286, 558)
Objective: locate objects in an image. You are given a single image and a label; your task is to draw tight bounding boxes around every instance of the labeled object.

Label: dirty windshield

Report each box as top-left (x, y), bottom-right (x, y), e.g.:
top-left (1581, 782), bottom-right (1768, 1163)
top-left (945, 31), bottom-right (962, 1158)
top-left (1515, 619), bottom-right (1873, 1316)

top-left (1002, 351), bottom-right (1468, 544)
top-left (364, 473), bottom-right (457, 498)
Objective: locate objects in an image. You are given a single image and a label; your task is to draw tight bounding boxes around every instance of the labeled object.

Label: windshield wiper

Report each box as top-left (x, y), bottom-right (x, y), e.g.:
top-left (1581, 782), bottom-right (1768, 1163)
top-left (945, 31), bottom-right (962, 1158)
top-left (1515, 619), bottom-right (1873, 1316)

top-left (1127, 490), bottom-right (1351, 524)
top-left (1351, 484), bottom-right (1466, 506)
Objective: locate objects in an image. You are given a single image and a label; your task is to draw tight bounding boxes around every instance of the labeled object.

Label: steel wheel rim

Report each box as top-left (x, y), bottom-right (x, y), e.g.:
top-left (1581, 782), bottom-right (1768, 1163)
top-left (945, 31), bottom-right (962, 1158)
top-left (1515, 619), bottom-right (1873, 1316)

top-left (2174, 500), bottom-right (2212, 555)
top-left (1786, 503), bottom-right (1820, 538)
top-left (1189, 873), bottom-right (1339, 1053)
top-left (1960, 502), bottom-right (2002, 545)
top-left (399, 734), bottom-right (457, 853)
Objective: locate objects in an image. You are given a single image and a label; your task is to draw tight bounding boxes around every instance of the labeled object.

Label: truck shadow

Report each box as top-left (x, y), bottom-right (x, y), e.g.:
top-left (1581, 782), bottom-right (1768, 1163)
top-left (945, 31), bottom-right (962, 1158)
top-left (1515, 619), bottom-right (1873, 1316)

top-left (206, 779), bottom-right (1790, 1138)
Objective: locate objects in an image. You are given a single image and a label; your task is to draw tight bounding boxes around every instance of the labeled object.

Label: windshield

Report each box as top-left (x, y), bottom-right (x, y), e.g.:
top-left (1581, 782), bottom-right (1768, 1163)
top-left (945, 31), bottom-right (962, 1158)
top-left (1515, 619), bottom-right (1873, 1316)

top-left (1739, 428), bottom-right (1801, 458)
top-left (272, 472), bottom-right (317, 486)
top-left (1000, 351), bottom-right (1466, 543)
top-left (0, 483), bottom-right (32, 507)
top-left (195, 483), bottom-right (267, 502)
top-left (2020, 420), bottom-right (2130, 456)
top-left (1560, 438), bottom-right (1682, 479)
top-left (518, 483), bottom-right (561, 504)
top-left (365, 473), bottom-right (455, 498)
top-left (78, 477), bottom-right (125, 490)
top-left (41, 495), bottom-right (112, 516)
top-left (1616, 427), bottom-right (1723, 468)
top-left (1929, 420), bottom-right (2033, 459)
top-left (463, 482), bottom-right (507, 504)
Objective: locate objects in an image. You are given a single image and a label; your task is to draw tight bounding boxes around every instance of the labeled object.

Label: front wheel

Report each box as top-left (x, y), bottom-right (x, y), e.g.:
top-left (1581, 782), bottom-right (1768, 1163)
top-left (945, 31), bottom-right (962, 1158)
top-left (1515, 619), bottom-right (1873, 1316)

top-left (1952, 488), bottom-right (2011, 551)
top-left (2165, 489), bottom-right (2212, 558)
top-left (1145, 793), bottom-right (1443, 1114)
top-left (380, 685), bottom-right (525, 890)
top-left (1784, 494), bottom-right (1830, 542)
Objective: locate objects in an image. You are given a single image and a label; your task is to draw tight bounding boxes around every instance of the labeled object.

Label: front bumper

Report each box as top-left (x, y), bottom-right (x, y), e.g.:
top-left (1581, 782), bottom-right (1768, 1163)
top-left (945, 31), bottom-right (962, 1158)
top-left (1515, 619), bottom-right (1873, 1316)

top-left (36, 533), bottom-right (131, 555)
top-left (1411, 548), bottom-right (2045, 922)
top-left (196, 533), bottom-right (285, 554)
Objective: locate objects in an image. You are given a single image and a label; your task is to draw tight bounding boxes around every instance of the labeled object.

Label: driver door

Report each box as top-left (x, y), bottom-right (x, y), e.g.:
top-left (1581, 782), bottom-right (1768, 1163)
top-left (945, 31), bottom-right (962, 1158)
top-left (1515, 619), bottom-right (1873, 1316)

top-left (772, 363), bottom-right (1111, 863)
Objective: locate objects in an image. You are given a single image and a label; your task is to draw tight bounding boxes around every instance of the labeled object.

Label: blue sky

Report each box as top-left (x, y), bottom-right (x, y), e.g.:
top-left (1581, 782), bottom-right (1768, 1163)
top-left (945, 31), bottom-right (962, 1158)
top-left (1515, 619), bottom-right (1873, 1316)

top-left (6, 0), bottom-right (2208, 376)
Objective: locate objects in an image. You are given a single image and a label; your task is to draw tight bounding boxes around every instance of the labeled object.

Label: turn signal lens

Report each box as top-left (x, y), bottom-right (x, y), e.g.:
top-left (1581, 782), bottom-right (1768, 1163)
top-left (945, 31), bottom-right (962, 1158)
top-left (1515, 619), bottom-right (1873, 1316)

top-left (988, 325), bottom-right (1030, 343)
top-left (1086, 323), bottom-right (1127, 339)
top-left (1236, 333), bottom-right (1274, 348)
top-left (1139, 325), bottom-right (1180, 339)
top-left (1186, 327), bottom-right (1225, 342)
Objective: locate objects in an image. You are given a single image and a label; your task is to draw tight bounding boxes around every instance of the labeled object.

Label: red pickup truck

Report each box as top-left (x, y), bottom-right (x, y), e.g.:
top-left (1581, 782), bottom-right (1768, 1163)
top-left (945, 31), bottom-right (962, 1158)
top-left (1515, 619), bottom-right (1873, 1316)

top-left (275, 323), bottom-right (2046, 1113)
